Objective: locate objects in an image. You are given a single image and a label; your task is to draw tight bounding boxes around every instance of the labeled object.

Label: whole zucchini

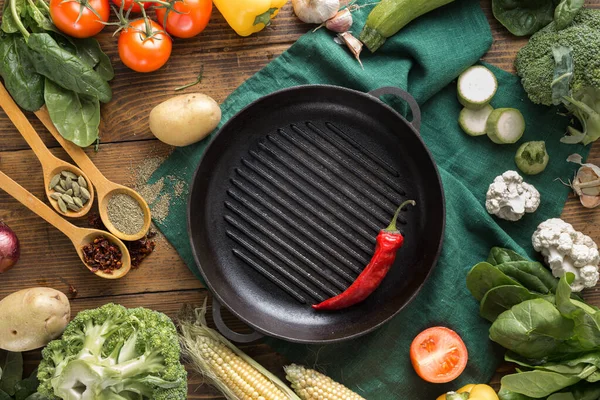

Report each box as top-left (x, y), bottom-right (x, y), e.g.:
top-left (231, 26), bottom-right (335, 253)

top-left (359, 0), bottom-right (456, 52)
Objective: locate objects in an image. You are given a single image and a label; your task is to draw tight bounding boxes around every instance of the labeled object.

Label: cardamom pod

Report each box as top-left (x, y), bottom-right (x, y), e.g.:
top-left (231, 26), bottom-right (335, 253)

top-left (73, 197), bottom-right (83, 208)
top-left (54, 185), bottom-right (65, 194)
top-left (64, 177), bottom-right (73, 190)
top-left (78, 176), bottom-right (87, 188)
top-left (50, 192), bottom-right (62, 200)
top-left (61, 194), bottom-right (75, 205)
top-left (49, 174), bottom-right (61, 189)
top-left (67, 203), bottom-right (81, 212)
top-left (80, 187), bottom-right (91, 200)
top-left (61, 171), bottom-right (78, 179)
top-left (72, 182), bottom-right (80, 197)
top-left (59, 179), bottom-right (68, 190)
top-left (58, 198), bottom-right (68, 213)
top-left (65, 188), bottom-right (73, 196)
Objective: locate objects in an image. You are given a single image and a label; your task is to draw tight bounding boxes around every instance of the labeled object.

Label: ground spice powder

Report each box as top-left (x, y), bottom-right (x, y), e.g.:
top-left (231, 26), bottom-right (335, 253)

top-left (107, 193), bottom-right (145, 235)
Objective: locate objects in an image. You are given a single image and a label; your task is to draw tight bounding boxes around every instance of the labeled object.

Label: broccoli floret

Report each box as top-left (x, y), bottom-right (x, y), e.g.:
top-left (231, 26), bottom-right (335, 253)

top-left (37, 304), bottom-right (187, 400)
top-left (516, 9), bottom-right (600, 106)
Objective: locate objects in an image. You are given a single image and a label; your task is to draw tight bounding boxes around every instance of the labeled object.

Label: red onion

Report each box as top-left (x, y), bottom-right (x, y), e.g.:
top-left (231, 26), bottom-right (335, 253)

top-left (0, 221), bottom-right (20, 273)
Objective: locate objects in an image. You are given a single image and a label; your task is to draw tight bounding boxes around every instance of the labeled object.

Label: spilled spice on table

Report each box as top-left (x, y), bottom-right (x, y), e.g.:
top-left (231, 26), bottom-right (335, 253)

top-left (89, 213), bottom-right (156, 268)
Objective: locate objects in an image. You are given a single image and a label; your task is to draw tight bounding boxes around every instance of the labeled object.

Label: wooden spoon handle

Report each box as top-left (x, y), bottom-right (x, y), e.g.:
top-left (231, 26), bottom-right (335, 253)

top-left (34, 108), bottom-right (110, 188)
top-left (0, 83), bottom-right (54, 163)
top-left (0, 169), bottom-right (78, 239)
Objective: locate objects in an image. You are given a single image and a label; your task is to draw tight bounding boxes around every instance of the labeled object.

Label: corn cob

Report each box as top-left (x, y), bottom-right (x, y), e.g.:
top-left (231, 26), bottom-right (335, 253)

top-left (284, 364), bottom-right (366, 400)
top-left (179, 302), bottom-right (301, 400)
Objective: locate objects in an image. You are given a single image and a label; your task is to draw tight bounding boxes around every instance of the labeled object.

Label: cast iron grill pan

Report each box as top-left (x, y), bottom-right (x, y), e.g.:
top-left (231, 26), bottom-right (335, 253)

top-left (188, 85), bottom-right (445, 344)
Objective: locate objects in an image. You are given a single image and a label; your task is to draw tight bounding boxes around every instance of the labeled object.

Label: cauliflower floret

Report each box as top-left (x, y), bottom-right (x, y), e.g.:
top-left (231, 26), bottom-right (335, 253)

top-left (532, 218), bottom-right (600, 292)
top-left (485, 171), bottom-right (541, 221)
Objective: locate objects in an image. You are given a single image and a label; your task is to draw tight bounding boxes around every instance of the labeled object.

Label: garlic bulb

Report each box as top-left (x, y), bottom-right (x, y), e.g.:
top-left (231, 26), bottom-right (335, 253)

top-left (567, 154), bottom-right (600, 208)
top-left (293, 0), bottom-right (340, 24)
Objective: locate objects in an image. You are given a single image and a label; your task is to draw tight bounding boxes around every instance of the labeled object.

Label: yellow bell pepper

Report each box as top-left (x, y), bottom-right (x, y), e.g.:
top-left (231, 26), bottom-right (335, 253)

top-left (437, 384), bottom-right (499, 400)
top-left (213, 0), bottom-right (288, 37)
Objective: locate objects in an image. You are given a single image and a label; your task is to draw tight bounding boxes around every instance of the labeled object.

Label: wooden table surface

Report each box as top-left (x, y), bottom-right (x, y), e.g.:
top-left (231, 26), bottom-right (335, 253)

top-left (1, 0), bottom-right (599, 397)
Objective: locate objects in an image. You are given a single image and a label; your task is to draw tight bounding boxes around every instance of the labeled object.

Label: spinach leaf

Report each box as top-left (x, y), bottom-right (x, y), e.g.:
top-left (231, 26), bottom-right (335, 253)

top-left (23, 395), bottom-right (48, 400)
top-left (0, 351), bottom-right (23, 396)
top-left (497, 262), bottom-right (552, 294)
top-left (0, 33), bottom-right (44, 111)
top-left (492, 0), bottom-right (557, 36)
top-left (501, 370), bottom-right (581, 398)
top-left (571, 382), bottom-right (600, 400)
top-left (27, 33), bottom-right (112, 103)
top-left (487, 247), bottom-right (529, 265)
top-left (466, 262), bottom-right (522, 302)
top-left (498, 388), bottom-right (535, 400)
top-left (480, 285), bottom-right (542, 322)
top-left (24, 0), bottom-right (55, 32)
top-left (0, 390), bottom-right (11, 400)
top-left (14, 369), bottom-right (38, 400)
top-left (73, 38), bottom-right (114, 81)
top-left (44, 79), bottom-right (100, 147)
top-left (548, 394), bottom-right (576, 400)
top-left (490, 299), bottom-right (574, 358)
top-left (1, 0), bottom-right (26, 34)
top-left (554, 0), bottom-right (584, 30)
top-left (557, 274), bottom-right (600, 350)
top-left (504, 261), bottom-right (558, 293)
top-left (552, 45), bottom-right (574, 105)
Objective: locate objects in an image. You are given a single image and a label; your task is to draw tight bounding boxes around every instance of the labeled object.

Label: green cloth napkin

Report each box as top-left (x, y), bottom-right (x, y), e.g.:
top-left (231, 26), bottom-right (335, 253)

top-left (149, 0), bottom-right (591, 397)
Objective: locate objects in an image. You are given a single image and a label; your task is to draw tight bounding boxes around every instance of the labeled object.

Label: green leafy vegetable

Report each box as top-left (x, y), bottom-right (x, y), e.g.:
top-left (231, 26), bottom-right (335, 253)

top-left (479, 285), bottom-right (542, 322)
top-left (492, 0), bottom-right (559, 37)
top-left (554, 0), bottom-right (584, 30)
top-left (27, 33), bottom-right (111, 103)
top-left (487, 247), bottom-right (528, 265)
top-left (0, 33), bottom-right (43, 111)
top-left (0, 352), bottom-right (23, 396)
top-left (490, 298), bottom-right (574, 359)
top-left (73, 38), bottom-right (114, 81)
top-left (466, 262), bottom-right (521, 302)
top-left (1, 0), bottom-right (26, 34)
top-left (501, 370), bottom-right (581, 398)
top-left (44, 79), bottom-right (101, 148)
top-left (497, 262), bottom-right (553, 294)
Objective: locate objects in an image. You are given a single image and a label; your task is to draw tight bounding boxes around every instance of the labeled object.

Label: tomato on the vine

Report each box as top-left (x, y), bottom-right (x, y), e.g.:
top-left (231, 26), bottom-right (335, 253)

top-left (111, 0), bottom-right (150, 13)
top-left (118, 19), bottom-right (172, 73)
top-left (50, 0), bottom-right (110, 38)
top-left (155, 0), bottom-right (212, 39)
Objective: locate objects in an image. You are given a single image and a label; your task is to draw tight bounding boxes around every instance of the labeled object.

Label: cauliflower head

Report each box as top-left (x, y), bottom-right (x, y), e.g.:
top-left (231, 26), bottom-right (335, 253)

top-left (532, 218), bottom-right (600, 292)
top-left (485, 171), bottom-right (541, 221)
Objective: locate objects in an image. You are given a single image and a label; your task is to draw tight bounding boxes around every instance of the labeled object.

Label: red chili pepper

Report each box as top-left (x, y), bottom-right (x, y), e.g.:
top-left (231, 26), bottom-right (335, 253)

top-left (312, 199), bottom-right (416, 311)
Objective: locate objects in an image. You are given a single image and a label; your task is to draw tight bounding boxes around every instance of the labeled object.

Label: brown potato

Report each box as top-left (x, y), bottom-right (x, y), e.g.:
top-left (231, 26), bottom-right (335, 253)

top-left (149, 93), bottom-right (222, 147)
top-left (0, 287), bottom-right (70, 352)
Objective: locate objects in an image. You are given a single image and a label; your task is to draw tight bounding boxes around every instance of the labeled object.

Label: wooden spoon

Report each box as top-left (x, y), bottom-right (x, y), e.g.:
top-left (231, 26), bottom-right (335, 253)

top-left (0, 83), bottom-right (94, 218)
top-left (0, 169), bottom-right (131, 279)
top-left (35, 108), bottom-right (152, 241)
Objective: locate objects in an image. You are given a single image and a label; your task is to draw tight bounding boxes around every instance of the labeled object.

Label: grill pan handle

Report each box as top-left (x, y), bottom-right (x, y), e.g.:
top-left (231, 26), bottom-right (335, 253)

top-left (368, 87), bottom-right (422, 132)
top-left (212, 298), bottom-right (264, 343)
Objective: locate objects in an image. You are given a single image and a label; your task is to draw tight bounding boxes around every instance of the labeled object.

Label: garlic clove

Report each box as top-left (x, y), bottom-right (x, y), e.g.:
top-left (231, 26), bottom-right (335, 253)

top-left (337, 32), bottom-right (364, 68)
top-left (325, 9), bottom-right (353, 32)
top-left (293, 0), bottom-right (341, 24)
top-left (580, 194), bottom-right (600, 208)
top-left (581, 186), bottom-right (600, 196)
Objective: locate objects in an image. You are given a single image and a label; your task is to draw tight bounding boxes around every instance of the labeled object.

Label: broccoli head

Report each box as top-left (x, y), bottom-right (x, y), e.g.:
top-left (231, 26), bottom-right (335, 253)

top-left (37, 303), bottom-right (187, 400)
top-left (515, 9), bottom-right (600, 106)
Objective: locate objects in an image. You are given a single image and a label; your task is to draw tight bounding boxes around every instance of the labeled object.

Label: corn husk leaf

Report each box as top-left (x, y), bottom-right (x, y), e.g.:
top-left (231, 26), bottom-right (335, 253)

top-left (178, 300), bottom-right (301, 400)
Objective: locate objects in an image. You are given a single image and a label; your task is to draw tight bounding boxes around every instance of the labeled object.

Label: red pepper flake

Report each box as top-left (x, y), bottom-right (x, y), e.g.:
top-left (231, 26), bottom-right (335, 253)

top-left (68, 284), bottom-right (78, 299)
top-left (82, 236), bottom-right (123, 274)
top-left (88, 213), bottom-right (156, 269)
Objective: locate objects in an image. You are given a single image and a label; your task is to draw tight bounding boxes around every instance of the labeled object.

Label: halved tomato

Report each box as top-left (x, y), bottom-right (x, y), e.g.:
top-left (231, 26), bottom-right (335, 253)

top-left (410, 326), bottom-right (468, 384)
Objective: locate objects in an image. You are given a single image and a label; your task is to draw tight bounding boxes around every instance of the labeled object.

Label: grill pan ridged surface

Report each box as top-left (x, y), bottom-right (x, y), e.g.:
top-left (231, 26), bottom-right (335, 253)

top-left (188, 85), bottom-right (445, 343)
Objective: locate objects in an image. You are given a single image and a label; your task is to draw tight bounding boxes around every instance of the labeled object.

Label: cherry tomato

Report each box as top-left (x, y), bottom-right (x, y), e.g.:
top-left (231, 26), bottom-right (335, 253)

top-left (50, 0), bottom-right (109, 38)
top-left (154, 0), bottom-right (211, 39)
top-left (118, 19), bottom-right (172, 73)
top-left (410, 326), bottom-right (468, 384)
top-left (111, 0), bottom-right (150, 13)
